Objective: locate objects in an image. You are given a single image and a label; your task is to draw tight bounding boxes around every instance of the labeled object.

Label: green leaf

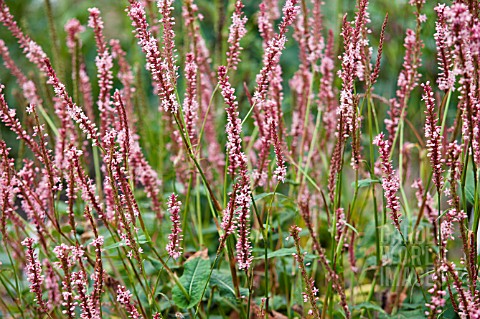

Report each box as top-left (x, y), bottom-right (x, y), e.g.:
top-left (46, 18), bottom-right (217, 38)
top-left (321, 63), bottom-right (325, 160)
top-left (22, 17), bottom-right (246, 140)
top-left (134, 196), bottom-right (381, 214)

top-left (464, 167), bottom-right (476, 205)
top-left (172, 255), bottom-right (211, 309)
top-left (256, 247), bottom-right (296, 259)
top-left (465, 180), bottom-right (475, 205)
top-left (210, 270), bottom-right (248, 300)
top-left (253, 192), bottom-right (290, 203)
top-left (103, 235), bottom-right (148, 251)
top-left (388, 309), bottom-right (428, 319)
top-left (210, 270), bottom-right (236, 300)
top-left (254, 247), bottom-right (318, 260)
top-left (352, 302), bottom-right (387, 315)
top-left (345, 222), bottom-right (359, 235)
top-left (352, 179), bottom-right (380, 189)
top-left (284, 179), bottom-right (300, 186)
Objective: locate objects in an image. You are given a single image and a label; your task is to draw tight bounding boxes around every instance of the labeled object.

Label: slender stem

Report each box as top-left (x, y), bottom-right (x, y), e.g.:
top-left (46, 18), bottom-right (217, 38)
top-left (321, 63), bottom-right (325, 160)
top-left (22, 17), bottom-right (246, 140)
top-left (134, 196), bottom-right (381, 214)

top-left (173, 114), bottom-right (222, 212)
top-left (44, 0), bottom-right (63, 79)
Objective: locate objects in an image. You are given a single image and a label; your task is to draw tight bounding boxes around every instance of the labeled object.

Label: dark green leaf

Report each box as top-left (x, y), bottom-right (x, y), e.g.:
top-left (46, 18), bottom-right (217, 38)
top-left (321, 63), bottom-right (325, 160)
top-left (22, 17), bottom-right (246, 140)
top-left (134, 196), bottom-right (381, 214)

top-left (172, 255), bottom-right (211, 309)
top-left (210, 270), bottom-right (248, 300)
top-left (210, 270), bottom-right (236, 300)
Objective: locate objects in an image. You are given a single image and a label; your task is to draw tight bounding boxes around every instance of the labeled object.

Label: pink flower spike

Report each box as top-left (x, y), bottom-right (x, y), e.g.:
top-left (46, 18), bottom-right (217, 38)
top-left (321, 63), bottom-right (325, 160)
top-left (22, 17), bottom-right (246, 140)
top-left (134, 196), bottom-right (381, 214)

top-left (157, 0), bottom-right (179, 113)
top-left (434, 4), bottom-right (454, 91)
top-left (218, 66), bottom-right (244, 177)
top-left (0, 0), bottom-right (47, 72)
top-left (253, 0), bottom-right (299, 104)
top-left (218, 66), bottom-right (253, 270)
top-left (268, 105), bottom-right (286, 182)
top-left (0, 40), bottom-right (42, 106)
top-left (116, 285), bottom-right (141, 319)
top-left (127, 1), bottom-right (178, 113)
top-left (226, 0), bottom-right (247, 70)
top-left (88, 8), bottom-right (106, 52)
top-left (88, 7), bottom-right (114, 137)
top-left (44, 59), bottom-right (100, 145)
top-left (422, 81), bottom-right (444, 192)
top-left (157, 0), bottom-right (178, 82)
top-left (235, 189), bottom-right (253, 271)
top-left (278, 0), bottom-right (300, 36)
top-left (64, 18), bottom-right (85, 51)
top-left (166, 193), bottom-right (183, 260)
top-left (373, 133), bottom-right (402, 231)
top-left (22, 238), bottom-right (48, 312)
top-left (72, 271), bottom-right (100, 319)
top-left (183, 52), bottom-right (199, 144)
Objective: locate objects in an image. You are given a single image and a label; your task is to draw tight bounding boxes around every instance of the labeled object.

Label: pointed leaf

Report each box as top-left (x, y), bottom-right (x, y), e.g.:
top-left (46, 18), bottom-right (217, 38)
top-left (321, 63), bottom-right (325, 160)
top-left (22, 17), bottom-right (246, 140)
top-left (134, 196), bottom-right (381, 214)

top-left (209, 270), bottom-right (249, 301)
top-left (172, 254), bottom-right (211, 309)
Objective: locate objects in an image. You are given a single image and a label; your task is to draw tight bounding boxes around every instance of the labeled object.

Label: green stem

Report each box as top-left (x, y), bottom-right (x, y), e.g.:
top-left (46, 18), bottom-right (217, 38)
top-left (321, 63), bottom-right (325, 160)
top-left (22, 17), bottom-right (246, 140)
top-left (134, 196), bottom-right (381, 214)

top-left (44, 0), bottom-right (63, 79)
